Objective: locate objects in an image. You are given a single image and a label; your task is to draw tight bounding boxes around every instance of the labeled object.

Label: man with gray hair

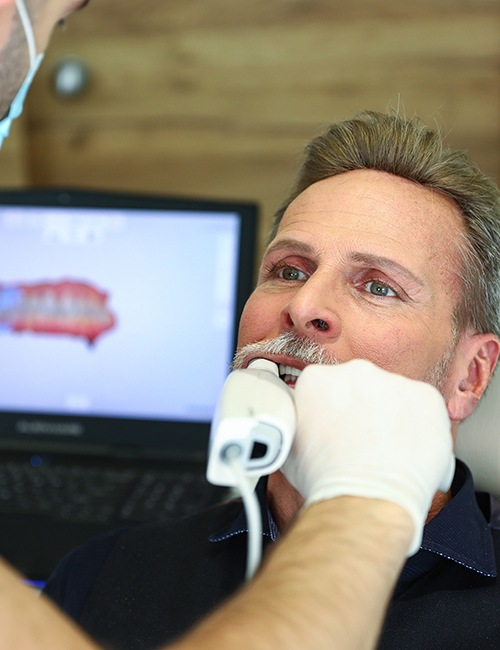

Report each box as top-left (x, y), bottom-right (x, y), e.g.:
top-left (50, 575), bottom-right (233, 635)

top-left (45, 110), bottom-right (500, 649)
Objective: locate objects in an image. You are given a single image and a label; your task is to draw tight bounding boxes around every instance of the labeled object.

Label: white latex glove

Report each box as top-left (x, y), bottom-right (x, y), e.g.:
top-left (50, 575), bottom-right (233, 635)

top-left (283, 359), bottom-right (456, 556)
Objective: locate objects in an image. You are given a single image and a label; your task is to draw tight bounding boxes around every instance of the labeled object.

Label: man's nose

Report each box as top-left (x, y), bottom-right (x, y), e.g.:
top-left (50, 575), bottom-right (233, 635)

top-left (280, 272), bottom-right (341, 340)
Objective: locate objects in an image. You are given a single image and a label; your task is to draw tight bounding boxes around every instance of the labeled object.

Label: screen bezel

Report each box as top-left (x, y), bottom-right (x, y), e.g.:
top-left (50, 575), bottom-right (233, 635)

top-left (0, 188), bottom-right (258, 461)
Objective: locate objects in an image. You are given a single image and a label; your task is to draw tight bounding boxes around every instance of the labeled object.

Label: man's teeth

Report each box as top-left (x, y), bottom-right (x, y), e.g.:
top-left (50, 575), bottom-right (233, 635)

top-left (279, 364), bottom-right (302, 384)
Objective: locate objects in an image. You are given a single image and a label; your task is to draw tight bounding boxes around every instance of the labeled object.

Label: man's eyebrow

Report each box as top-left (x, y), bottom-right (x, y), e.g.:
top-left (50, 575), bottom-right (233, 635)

top-left (349, 252), bottom-right (425, 288)
top-left (264, 238), bottom-right (315, 257)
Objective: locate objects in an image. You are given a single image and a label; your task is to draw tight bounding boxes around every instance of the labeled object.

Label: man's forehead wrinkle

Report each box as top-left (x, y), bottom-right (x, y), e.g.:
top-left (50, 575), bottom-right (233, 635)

top-left (283, 199), bottom-right (413, 242)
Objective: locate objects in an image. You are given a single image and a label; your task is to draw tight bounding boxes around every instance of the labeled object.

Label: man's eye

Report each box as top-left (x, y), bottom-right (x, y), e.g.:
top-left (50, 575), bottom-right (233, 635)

top-left (364, 280), bottom-right (397, 297)
top-left (278, 266), bottom-right (307, 281)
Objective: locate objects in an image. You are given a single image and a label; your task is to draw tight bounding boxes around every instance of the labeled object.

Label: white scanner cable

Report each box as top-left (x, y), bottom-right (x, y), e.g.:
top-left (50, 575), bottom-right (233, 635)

top-left (224, 445), bottom-right (262, 580)
top-left (207, 358), bottom-right (295, 581)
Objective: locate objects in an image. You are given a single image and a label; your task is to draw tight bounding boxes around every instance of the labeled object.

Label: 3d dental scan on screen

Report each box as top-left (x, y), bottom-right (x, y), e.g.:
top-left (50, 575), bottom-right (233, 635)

top-left (0, 191), bottom-right (254, 421)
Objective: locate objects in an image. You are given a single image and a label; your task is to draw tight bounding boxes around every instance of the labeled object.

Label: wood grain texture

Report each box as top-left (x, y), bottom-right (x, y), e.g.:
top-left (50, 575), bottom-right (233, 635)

top-left (0, 115), bottom-right (29, 187)
top-left (1, 0), bottom-right (498, 260)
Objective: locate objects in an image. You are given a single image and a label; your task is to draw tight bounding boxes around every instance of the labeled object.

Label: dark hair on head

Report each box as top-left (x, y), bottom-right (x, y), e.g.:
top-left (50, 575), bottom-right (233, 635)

top-left (270, 110), bottom-right (500, 338)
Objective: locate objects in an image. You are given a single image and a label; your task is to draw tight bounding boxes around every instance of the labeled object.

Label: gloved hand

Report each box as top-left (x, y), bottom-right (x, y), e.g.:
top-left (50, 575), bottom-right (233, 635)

top-left (282, 359), bottom-right (455, 556)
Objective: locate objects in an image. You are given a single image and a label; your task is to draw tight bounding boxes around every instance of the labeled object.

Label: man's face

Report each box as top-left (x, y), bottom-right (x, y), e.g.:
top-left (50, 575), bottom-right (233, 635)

top-left (0, 0), bottom-right (88, 116)
top-left (237, 169), bottom-right (467, 400)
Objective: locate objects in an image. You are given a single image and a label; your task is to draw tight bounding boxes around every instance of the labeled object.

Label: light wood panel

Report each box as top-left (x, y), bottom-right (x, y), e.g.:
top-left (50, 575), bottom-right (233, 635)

top-left (1, 0), bottom-right (499, 259)
top-left (0, 115), bottom-right (29, 187)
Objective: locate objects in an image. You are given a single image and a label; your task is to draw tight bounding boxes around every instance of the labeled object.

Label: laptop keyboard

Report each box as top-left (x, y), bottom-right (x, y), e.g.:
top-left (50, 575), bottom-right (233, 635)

top-left (0, 460), bottom-right (227, 525)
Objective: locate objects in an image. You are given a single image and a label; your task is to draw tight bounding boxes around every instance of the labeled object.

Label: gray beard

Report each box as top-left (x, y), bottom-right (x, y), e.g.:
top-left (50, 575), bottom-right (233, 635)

top-left (422, 339), bottom-right (457, 394)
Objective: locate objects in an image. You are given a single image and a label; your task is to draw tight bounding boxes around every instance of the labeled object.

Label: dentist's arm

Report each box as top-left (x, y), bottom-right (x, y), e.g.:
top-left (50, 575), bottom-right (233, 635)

top-left (0, 558), bottom-right (99, 650)
top-left (171, 360), bottom-right (454, 650)
top-left (170, 496), bottom-right (413, 650)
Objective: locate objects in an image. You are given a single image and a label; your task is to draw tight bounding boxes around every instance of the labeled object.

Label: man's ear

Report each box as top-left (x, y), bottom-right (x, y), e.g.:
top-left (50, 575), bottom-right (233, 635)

top-left (447, 333), bottom-right (500, 422)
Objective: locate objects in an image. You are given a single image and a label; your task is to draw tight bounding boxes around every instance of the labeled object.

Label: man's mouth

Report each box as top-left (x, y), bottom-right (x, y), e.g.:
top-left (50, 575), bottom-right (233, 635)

top-left (278, 364), bottom-right (302, 387)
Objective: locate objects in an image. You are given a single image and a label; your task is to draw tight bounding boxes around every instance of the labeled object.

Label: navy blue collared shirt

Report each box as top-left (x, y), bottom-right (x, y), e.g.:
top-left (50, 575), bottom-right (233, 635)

top-left (45, 460), bottom-right (496, 627)
top-left (210, 460), bottom-right (496, 596)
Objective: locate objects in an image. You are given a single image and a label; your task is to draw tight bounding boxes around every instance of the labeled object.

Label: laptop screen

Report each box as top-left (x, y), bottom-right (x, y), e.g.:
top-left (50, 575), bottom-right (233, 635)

top-left (0, 189), bottom-right (257, 460)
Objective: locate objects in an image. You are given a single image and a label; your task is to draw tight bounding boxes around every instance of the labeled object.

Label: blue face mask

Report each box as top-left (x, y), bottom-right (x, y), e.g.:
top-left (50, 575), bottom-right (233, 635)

top-left (0, 0), bottom-right (44, 149)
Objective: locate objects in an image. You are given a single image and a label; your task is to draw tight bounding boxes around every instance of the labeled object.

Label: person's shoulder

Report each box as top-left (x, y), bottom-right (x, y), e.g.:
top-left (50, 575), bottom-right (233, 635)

top-left (114, 497), bottom-right (244, 556)
top-left (43, 497), bottom-right (243, 620)
top-left (43, 526), bottom-right (127, 621)
top-left (74, 499), bottom-right (247, 648)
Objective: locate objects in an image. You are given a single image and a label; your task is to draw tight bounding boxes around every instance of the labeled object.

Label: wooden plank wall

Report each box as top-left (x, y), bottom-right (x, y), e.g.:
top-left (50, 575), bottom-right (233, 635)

top-left (1, 0), bottom-right (499, 261)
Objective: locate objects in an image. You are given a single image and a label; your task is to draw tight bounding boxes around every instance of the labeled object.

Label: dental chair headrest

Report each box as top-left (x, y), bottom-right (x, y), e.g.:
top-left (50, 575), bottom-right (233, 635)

top-left (456, 370), bottom-right (500, 498)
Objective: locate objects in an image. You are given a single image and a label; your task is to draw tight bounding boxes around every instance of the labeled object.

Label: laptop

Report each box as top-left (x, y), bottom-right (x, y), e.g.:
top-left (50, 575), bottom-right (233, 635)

top-left (0, 188), bottom-right (257, 582)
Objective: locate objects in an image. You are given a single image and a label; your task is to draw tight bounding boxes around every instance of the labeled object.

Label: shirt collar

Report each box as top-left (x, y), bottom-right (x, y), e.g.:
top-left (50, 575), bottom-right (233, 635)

top-left (209, 477), bottom-right (280, 543)
top-left (210, 461), bottom-right (496, 579)
top-left (399, 459), bottom-right (496, 584)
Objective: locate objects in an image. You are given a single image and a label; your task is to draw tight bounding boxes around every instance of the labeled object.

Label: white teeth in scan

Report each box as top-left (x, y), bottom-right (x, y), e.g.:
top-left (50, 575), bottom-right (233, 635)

top-left (279, 364), bottom-right (302, 384)
top-left (0, 280), bottom-right (116, 345)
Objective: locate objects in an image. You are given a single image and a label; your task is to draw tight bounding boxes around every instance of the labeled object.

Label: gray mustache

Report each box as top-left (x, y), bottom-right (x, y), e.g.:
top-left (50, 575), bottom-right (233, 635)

top-left (232, 332), bottom-right (335, 370)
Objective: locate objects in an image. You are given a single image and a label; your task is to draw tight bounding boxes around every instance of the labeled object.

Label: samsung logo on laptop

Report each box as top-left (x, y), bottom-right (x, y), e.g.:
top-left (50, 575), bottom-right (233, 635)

top-left (16, 419), bottom-right (84, 437)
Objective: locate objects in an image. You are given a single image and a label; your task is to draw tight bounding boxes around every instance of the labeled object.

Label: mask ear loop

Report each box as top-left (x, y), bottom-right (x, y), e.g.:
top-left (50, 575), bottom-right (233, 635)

top-left (14, 0), bottom-right (37, 65)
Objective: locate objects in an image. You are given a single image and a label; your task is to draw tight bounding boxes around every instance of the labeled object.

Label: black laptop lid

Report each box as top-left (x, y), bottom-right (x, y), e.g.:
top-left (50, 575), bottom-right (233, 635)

top-left (0, 189), bottom-right (257, 462)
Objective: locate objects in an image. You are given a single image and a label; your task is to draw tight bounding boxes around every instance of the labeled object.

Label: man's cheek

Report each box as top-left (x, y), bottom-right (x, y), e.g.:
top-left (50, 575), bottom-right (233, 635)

top-left (0, 3), bottom-right (16, 47)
